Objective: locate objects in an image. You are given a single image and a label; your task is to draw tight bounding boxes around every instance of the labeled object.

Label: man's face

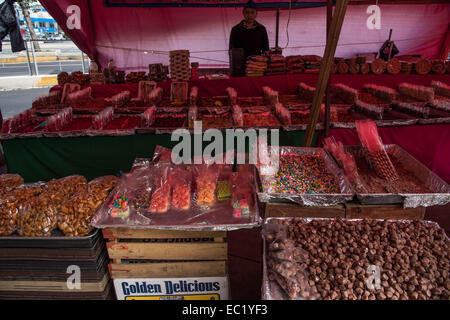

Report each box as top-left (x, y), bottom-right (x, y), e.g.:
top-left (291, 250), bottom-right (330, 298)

top-left (243, 8), bottom-right (257, 23)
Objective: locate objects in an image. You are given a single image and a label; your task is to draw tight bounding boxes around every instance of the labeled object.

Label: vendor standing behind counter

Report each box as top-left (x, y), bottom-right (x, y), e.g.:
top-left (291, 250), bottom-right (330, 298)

top-left (229, 2), bottom-right (269, 77)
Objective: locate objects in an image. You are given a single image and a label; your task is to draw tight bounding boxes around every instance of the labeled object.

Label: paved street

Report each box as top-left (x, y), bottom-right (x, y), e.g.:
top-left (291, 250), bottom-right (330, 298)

top-left (0, 60), bottom-right (88, 77)
top-left (0, 88), bottom-right (50, 119)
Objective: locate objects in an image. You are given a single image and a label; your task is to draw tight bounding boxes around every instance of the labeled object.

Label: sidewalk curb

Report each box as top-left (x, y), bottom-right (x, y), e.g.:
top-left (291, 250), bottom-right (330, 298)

top-left (0, 75), bottom-right (58, 90)
top-left (0, 56), bottom-right (82, 63)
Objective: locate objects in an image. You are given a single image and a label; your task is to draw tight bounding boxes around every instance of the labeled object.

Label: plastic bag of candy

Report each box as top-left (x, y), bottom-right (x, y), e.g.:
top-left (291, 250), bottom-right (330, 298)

top-left (355, 120), bottom-right (398, 181)
top-left (65, 87), bottom-right (91, 106)
top-left (232, 104), bottom-right (244, 126)
top-left (92, 107), bottom-right (113, 130)
top-left (141, 106), bottom-right (156, 127)
top-left (226, 87), bottom-right (237, 106)
top-left (190, 86), bottom-right (199, 106)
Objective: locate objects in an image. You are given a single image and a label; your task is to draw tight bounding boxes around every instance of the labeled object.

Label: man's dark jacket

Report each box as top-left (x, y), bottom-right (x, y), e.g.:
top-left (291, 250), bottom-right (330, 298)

top-left (229, 20), bottom-right (269, 58)
top-left (0, 0), bottom-right (26, 52)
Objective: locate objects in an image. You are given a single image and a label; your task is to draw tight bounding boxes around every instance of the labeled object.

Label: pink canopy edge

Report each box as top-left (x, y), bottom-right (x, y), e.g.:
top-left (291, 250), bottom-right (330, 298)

top-left (39, 1), bottom-right (450, 70)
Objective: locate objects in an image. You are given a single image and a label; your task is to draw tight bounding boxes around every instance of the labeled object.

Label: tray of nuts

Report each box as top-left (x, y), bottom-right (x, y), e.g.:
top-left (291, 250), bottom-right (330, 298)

top-left (345, 145), bottom-right (450, 208)
top-left (263, 217), bottom-right (449, 300)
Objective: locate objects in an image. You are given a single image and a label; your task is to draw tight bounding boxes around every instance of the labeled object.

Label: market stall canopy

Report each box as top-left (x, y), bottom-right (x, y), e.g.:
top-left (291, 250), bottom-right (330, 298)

top-left (39, 0), bottom-right (450, 70)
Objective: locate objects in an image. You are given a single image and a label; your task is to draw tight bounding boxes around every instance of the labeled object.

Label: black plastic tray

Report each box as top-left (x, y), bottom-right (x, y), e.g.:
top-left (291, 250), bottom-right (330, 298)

top-left (0, 229), bottom-right (101, 249)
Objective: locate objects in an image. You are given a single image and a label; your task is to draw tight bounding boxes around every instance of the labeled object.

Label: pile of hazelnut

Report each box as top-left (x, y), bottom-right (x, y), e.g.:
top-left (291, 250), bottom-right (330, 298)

top-left (265, 218), bottom-right (449, 300)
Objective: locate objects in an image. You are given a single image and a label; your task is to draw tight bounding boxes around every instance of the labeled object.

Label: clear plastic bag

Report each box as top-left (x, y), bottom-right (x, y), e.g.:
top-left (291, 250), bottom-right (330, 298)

top-left (32, 91), bottom-right (62, 109)
top-left (398, 82), bottom-right (435, 102)
top-left (65, 87), bottom-right (91, 106)
top-left (141, 106), bottom-right (156, 127)
top-left (188, 105), bottom-right (198, 128)
top-left (58, 189), bottom-right (101, 237)
top-left (109, 90), bottom-right (131, 108)
top-left (363, 84), bottom-right (399, 103)
top-left (190, 86), bottom-right (199, 106)
top-left (355, 120), bottom-right (399, 181)
top-left (18, 193), bottom-right (58, 237)
top-left (263, 86), bottom-right (279, 107)
top-left (275, 103), bottom-right (292, 125)
top-left (170, 81), bottom-right (188, 102)
top-left (88, 175), bottom-right (120, 202)
top-left (149, 87), bottom-right (163, 105)
top-left (45, 107), bottom-right (73, 132)
top-left (331, 83), bottom-right (358, 104)
top-left (92, 107), bottom-right (114, 130)
top-left (149, 166), bottom-right (172, 213)
top-left (170, 167), bottom-right (192, 210)
top-left (0, 194), bottom-right (20, 236)
top-left (194, 164), bottom-right (220, 208)
top-left (60, 83), bottom-right (81, 104)
top-left (226, 87), bottom-right (237, 106)
top-left (137, 81), bottom-right (156, 103)
top-left (298, 82), bottom-right (315, 102)
top-left (232, 104), bottom-right (244, 126)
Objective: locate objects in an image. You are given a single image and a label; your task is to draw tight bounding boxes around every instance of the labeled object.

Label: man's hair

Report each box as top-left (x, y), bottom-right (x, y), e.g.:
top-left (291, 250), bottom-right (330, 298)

top-left (243, 0), bottom-right (257, 10)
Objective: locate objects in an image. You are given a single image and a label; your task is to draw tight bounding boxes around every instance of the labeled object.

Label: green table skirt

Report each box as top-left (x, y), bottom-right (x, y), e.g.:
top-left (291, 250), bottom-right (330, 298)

top-left (2, 131), bottom-right (317, 182)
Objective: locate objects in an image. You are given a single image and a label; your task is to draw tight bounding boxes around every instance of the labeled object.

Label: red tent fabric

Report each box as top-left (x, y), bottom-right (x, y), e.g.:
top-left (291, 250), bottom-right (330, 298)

top-left (39, 1), bottom-right (450, 70)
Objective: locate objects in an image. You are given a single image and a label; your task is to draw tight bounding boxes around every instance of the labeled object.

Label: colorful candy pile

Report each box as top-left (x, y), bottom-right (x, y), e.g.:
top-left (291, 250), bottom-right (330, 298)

top-left (262, 154), bottom-right (340, 194)
top-left (110, 194), bottom-right (130, 218)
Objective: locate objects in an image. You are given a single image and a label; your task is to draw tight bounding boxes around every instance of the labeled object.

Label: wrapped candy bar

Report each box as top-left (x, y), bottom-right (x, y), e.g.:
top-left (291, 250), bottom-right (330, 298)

top-left (109, 90), bottom-right (131, 109)
top-left (398, 83), bottom-right (435, 102)
top-left (363, 84), bottom-right (399, 103)
top-left (275, 103), bottom-right (292, 125)
top-left (323, 137), bottom-right (367, 193)
top-left (232, 105), bottom-right (244, 126)
top-left (45, 107), bottom-right (73, 132)
top-left (170, 81), bottom-right (188, 102)
top-left (393, 102), bottom-right (430, 118)
top-left (298, 83), bottom-right (315, 102)
top-left (263, 86), bottom-right (279, 107)
top-left (331, 84), bottom-right (358, 104)
top-left (190, 86), bottom-right (199, 106)
top-left (141, 106), bottom-right (156, 127)
top-left (429, 81), bottom-right (450, 112)
top-left (355, 120), bottom-right (398, 181)
top-left (149, 87), bottom-right (164, 105)
top-left (430, 81), bottom-right (450, 97)
top-left (60, 83), bottom-right (80, 104)
top-left (92, 107), bottom-right (113, 130)
top-left (136, 81), bottom-right (156, 103)
top-left (65, 87), bottom-right (92, 106)
top-left (354, 100), bottom-right (384, 120)
top-left (32, 91), bottom-right (62, 109)
top-left (226, 87), bottom-right (237, 106)
top-left (188, 105), bottom-right (198, 128)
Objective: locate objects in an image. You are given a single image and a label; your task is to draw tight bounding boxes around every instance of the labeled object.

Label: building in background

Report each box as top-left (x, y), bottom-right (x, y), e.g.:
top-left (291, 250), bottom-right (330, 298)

top-left (15, 3), bottom-right (62, 38)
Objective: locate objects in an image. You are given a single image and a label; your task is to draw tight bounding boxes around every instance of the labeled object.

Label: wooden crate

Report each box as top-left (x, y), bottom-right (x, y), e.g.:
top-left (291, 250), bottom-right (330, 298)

top-left (103, 228), bottom-right (228, 279)
top-left (264, 202), bottom-right (345, 218)
top-left (345, 203), bottom-right (425, 220)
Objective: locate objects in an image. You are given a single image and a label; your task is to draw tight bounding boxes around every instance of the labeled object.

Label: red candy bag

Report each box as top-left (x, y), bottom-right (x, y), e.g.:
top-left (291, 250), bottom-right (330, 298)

top-left (355, 120), bottom-right (398, 181)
